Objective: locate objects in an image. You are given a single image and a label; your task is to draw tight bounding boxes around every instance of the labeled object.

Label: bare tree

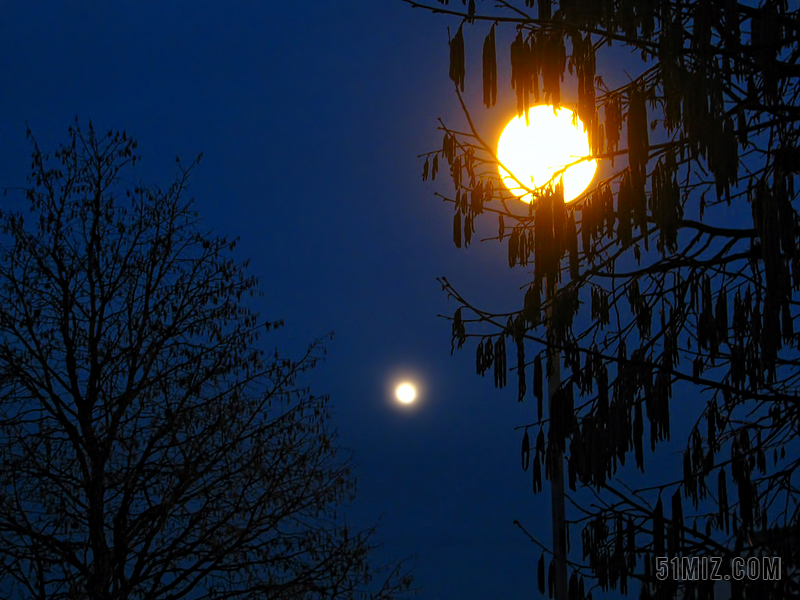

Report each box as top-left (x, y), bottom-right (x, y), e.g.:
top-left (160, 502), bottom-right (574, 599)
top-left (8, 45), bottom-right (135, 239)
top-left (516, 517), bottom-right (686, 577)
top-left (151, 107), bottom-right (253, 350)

top-left (0, 122), bottom-right (414, 600)
top-left (409, 0), bottom-right (800, 598)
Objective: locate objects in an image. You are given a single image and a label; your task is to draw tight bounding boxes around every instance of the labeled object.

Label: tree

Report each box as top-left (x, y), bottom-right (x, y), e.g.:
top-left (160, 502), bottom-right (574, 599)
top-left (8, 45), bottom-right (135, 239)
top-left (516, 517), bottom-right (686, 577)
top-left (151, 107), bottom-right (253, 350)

top-left (0, 122), bottom-right (414, 600)
top-left (408, 0), bottom-right (800, 598)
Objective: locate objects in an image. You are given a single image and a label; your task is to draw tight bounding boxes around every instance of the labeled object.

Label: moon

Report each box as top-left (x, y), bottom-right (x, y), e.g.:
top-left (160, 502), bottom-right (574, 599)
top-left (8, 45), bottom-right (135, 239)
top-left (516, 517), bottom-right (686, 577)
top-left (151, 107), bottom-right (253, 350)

top-left (395, 382), bottom-right (417, 404)
top-left (497, 105), bottom-right (597, 204)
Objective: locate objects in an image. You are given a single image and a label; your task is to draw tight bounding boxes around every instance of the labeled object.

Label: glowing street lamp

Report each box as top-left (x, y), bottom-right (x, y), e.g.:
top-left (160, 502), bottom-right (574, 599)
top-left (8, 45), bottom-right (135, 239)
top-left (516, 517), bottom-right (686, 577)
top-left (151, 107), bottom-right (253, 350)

top-left (497, 104), bottom-right (597, 600)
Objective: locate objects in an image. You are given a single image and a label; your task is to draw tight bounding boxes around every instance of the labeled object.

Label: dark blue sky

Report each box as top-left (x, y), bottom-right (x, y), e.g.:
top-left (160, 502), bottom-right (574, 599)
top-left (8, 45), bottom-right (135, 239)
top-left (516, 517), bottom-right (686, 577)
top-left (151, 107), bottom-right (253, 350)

top-left (0, 2), bottom-right (705, 598)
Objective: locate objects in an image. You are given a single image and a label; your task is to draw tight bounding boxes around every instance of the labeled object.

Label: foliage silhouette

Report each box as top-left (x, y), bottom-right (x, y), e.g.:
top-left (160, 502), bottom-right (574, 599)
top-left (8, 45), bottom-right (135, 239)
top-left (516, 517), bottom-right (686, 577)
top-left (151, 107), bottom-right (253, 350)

top-left (0, 122), bottom-right (415, 600)
top-left (410, 0), bottom-right (800, 598)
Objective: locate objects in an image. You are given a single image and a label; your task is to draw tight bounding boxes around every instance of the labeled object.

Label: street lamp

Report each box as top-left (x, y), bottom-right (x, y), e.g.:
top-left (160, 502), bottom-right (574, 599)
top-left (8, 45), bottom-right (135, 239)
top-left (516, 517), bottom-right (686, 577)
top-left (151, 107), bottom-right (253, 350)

top-left (497, 104), bottom-right (597, 600)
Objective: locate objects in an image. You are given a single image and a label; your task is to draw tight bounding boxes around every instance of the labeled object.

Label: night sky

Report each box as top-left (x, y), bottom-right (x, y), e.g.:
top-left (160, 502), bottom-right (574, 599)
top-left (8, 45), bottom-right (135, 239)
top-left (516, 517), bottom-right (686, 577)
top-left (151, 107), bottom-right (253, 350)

top-left (0, 2), bottom-right (726, 598)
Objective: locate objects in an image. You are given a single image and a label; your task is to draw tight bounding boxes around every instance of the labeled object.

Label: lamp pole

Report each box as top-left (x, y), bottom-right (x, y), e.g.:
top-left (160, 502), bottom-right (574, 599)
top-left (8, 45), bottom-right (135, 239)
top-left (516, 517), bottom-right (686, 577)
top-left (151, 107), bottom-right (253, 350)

top-left (547, 277), bottom-right (568, 600)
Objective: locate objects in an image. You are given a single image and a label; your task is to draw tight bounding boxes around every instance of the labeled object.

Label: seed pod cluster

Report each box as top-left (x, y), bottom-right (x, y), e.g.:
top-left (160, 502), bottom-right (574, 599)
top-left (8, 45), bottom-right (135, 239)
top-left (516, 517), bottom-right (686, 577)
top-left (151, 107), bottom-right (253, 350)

top-left (617, 169), bottom-right (633, 248)
top-left (541, 32), bottom-right (567, 108)
top-left (508, 226), bottom-right (533, 268)
top-left (707, 116), bottom-right (739, 203)
top-left (658, 7), bottom-right (683, 133)
top-left (579, 184), bottom-right (616, 257)
top-left (633, 399), bottom-right (644, 471)
top-left (451, 307), bottom-right (466, 354)
top-left (718, 467), bottom-right (729, 533)
top-left (513, 315), bottom-right (526, 402)
top-left (566, 209), bottom-right (579, 280)
top-left (668, 489), bottom-right (684, 554)
top-left (572, 32), bottom-right (599, 155)
top-left (697, 276), bottom-right (719, 356)
top-left (653, 496), bottom-right (664, 556)
top-left (482, 25), bottom-right (497, 108)
top-left (534, 184), bottom-right (566, 289)
top-left (469, 179), bottom-right (492, 215)
top-left (604, 93), bottom-right (622, 165)
top-left (649, 149), bottom-right (682, 255)
top-left (523, 282), bottom-right (542, 326)
top-left (476, 336), bottom-right (495, 376)
top-left (449, 24), bottom-right (465, 92)
top-left (626, 83), bottom-right (649, 241)
top-left (510, 30), bottom-right (540, 121)
top-left (442, 131), bottom-right (456, 166)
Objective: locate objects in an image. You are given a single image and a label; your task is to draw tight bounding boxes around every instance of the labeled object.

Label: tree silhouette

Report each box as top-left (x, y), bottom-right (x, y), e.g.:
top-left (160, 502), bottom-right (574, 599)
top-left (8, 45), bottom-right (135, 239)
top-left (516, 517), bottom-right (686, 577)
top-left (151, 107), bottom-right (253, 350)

top-left (0, 122), bottom-right (414, 600)
top-left (409, 0), bottom-right (800, 598)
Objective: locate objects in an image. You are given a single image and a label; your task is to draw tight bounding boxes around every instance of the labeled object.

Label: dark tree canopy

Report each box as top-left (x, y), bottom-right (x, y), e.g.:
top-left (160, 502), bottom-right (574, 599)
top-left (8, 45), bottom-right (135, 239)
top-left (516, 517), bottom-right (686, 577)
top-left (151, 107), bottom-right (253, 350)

top-left (410, 0), bottom-right (800, 598)
top-left (0, 123), bottom-right (414, 600)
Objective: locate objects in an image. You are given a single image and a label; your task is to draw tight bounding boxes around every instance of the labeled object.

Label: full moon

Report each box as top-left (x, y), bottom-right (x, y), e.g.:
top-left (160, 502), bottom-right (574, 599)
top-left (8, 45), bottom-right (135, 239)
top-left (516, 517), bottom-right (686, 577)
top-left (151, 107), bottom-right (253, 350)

top-left (497, 105), bottom-right (597, 204)
top-left (395, 383), bottom-right (417, 404)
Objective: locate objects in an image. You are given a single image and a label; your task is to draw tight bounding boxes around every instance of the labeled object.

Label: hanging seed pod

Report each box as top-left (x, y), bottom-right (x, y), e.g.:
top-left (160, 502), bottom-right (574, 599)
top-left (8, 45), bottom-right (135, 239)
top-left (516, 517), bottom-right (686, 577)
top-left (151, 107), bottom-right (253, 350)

top-left (451, 155), bottom-right (462, 189)
top-left (524, 284), bottom-right (541, 326)
top-left (508, 227), bottom-right (518, 268)
top-left (634, 400), bottom-right (644, 471)
top-left (517, 226), bottom-right (529, 267)
top-left (602, 183), bottom-right (615, 237)
top-left (521, 430), bottom-right (531, 471)
top-left (672, 490), bottom-right (684, 545)
top-left (597, 363), bottom-right (608, 415)
top-left (482, 25), bottom-right (497, 108)
top-left (449, 24), bottom-right (465, 91)
top-left (626, 517), bottom-right (636, 569)
top-left (627, 82), bottom-right (650, 184)
top-left (453, 211), bottom-right (462, 248)
top-left (517, 329), bottom-right (526, 402)
top-left (431, 153), bottom-right (438, 180)
top-left (422, 156), bottom-right (429, 181)
top-left (567, 209), bottom-right (579, 279)
top-left (653, 496), bottom-right (664, 555)
top-left (716, 289), bottom-right (729, 345)
top-left (494, 335), bottom-right (507, 388)
top-left (534, 354), bottom-right (544, 419)
top-left (476, 339), bottom-right (485, 375)
top-left (464, 212), bottom-right (473, 246)
top-left (539, 0), bottom-right (551, 19)
top-left (739, 477), bottom-right (753, 528)
top-left (538, 552), bottom-right (546, 594)
top-left (580, 203), bottom-right (593, 259)
top-left (537, 428), bottom-right (545, 457)
top-left (568, 572), bottom-right (579, 600)
top-left (533, 449), bottom-right (542, 492)
top-left (617, 169), bottom-right (633, 247)
top-left (605, 94), bottom-right (622, 166)
top-left (693, 357), bottom-right (704, 379)
top-left (510, 31), bottom-right (525, 117)
top-left (471, 179), bottom-right (484, 215)
top-left (707, 401), bottom-right (717, 451)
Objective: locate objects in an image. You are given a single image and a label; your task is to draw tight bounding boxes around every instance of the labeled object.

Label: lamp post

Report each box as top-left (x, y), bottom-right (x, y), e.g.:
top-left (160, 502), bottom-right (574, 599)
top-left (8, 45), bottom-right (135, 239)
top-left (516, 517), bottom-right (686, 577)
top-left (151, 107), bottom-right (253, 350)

top-left (497, 105), bottom-right (597, 600)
